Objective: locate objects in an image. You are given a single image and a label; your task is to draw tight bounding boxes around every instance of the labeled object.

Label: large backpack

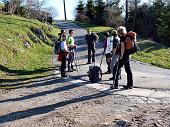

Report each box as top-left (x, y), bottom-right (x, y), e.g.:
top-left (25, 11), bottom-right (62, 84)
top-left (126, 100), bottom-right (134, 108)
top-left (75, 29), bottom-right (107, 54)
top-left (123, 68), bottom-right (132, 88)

top-left (91, 32), bottom-right (99, 42)
top-left (125, 31), bottom-right (140, 54)
top-left (88, 66), bottom-right (102, 83)
top-left (54, 41), bottom-right (61, 54)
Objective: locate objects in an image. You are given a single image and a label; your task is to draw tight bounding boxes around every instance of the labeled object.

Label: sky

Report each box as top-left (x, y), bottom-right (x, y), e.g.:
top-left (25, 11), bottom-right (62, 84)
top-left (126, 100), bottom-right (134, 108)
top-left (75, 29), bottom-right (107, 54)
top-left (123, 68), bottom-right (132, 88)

top-left (47, 0), bottom-right (149, 20)
top-left (0, 0), bottom-right (149, 20)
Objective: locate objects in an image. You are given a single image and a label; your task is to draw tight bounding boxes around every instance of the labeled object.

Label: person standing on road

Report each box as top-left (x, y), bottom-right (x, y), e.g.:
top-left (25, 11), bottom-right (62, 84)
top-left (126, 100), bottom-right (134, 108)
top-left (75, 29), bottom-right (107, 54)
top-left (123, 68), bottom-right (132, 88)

top-left (58, 35), bottom-right (70, 77)
top-left (111, 26), bottom-right (134, 89)
top-left (109, 30), bottom-right (120, 80)
top-left (85, 29), bottom-right (96, 64)
top-left (103, 32), bottom-right (112, 74)
top-left (67, 29), bottom-right (77, 72)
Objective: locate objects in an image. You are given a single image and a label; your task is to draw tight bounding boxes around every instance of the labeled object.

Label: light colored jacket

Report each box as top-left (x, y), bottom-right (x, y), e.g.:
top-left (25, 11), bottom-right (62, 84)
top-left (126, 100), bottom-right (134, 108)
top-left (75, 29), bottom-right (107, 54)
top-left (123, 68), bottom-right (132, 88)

top-left (105, 37), bottom-right (113, 54)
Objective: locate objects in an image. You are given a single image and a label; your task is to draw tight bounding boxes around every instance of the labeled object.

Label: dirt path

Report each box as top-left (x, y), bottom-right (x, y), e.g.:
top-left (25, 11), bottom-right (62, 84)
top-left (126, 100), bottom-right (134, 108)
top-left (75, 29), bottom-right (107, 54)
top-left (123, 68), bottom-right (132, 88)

top-left (0, 21), bottom-right (170, 127)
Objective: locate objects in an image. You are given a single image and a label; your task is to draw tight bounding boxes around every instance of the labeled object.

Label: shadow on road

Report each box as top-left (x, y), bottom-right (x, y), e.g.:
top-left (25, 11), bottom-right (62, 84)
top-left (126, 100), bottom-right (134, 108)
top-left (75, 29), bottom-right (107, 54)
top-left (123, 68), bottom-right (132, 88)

top-left (0, 88), bottom-right (123, 124)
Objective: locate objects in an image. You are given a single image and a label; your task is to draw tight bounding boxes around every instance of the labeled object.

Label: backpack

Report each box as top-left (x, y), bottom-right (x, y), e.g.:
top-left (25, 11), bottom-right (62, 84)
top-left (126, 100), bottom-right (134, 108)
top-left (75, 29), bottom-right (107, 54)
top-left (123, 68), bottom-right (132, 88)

top-left (91, 32), bottom-right (99, 42)
top-left (125, 31), bottom-right (140, 54)
top-left (54, 41), bottom-right (61, 54)
top-left (88, 65), bottom-right (102, 83)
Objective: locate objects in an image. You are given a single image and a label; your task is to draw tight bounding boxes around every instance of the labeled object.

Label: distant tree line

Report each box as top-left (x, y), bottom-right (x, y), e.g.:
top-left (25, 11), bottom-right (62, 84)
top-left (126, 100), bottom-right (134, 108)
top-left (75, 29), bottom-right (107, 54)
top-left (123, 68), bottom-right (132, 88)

top-left (76, 0), bottom-right (170, 46)
top-left (1, 0), bottom-right (54, 24)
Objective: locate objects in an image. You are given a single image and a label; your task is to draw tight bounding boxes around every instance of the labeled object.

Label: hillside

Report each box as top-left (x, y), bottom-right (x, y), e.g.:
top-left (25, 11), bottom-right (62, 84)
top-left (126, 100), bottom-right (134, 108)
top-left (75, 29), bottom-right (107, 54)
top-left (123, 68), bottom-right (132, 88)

top-left (0, 14), bottom-right (60, 79)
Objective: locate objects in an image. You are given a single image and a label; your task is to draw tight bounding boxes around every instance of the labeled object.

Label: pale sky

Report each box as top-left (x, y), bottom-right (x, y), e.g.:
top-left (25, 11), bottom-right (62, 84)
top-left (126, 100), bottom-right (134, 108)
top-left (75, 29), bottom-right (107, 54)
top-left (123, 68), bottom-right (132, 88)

top-left (48, 0), bottom-right (149, 20)
top-left (0, 0), bottom-right (149, 20)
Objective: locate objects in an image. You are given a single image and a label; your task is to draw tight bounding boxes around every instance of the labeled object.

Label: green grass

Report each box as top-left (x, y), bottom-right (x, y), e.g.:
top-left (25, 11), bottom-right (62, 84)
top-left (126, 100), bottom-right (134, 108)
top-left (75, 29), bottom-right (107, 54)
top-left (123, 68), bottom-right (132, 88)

top-left (0, 14), bottom-right (60, 79)
top-left (76, 21), bottom-right (113, 39)
top-left (132, 40), bottom-right (170, 69)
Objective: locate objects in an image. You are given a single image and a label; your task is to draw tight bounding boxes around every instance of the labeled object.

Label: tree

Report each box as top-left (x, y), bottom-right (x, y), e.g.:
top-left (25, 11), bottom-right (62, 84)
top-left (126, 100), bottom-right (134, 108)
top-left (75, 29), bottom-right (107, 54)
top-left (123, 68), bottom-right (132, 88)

top-left (103, 0), bottom-right (124, 27)
top-left (76, 0), bottom-right (87, 22)
top-left (95, 0), bottom-right (106, 25)
top-left (86, 0), bottom-right (95, 22)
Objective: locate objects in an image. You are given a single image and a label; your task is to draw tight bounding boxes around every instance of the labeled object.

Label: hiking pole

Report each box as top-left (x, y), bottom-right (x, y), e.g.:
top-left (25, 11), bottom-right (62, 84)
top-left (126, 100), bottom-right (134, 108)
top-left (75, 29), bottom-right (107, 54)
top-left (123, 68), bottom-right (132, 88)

top-left (74, 49), bottom-right (80, 76)
top-left (99, 51), bottom-right (105, 68)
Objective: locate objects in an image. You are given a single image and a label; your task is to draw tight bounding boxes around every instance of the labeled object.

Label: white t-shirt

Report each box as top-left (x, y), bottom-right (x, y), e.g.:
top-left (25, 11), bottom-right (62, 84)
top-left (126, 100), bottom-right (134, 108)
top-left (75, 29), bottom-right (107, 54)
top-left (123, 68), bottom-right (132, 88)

top-left (60, 40), bottom-right (68, 51)
top-left (105, 37), bottom-right (113, 54)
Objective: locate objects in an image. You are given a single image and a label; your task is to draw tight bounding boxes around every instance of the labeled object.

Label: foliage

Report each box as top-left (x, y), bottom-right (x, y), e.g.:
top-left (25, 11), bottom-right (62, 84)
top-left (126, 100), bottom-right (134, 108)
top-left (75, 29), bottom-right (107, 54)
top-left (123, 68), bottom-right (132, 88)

top-left (75, 0), bottom-right (123, 27)
top-left (76, 0), bottom-right (88, 22)
top-left (86, 0), bottom-right (95, 22)
top-left (127, 0), bottom-right (170, 46)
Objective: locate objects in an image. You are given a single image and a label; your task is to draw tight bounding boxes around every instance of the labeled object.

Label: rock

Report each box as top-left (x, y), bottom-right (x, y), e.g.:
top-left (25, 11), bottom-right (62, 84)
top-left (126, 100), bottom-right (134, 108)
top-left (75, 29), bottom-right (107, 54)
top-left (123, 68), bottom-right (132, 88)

top-left (115, 120), bottom-right (130, 127)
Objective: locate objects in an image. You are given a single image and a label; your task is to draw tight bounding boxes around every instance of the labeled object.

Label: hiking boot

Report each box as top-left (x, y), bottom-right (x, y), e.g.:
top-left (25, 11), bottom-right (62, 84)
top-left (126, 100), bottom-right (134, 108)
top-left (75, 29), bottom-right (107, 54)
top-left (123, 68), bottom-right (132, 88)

top-left (87, 62), bottom-right (92, 64)
top-left (104, 71), bottom-right (111, 74)
top-left (123, 86), bottom-right (133, 89)
top-left (61, 74), bottom-right (68, 78)
top-left (109, 77), bottom-right (114, 80)
top-left (110, 85), bottom-right (119, 89)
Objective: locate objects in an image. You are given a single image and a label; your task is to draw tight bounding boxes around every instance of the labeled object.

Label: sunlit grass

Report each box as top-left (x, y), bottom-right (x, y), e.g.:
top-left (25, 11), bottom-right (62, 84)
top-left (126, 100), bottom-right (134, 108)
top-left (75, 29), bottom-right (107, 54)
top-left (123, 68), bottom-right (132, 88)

top-left (0, 14), bottom-right (60, 78)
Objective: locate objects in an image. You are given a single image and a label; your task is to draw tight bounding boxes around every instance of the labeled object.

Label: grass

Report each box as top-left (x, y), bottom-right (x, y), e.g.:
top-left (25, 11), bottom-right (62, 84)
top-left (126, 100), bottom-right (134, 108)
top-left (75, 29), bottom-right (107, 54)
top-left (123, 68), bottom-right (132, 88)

top-left (0, 14), bottom-right (60, 80)
top-left (132, 40), bottom-right (170, 69)
top-left (76, 21), bottom-right (113, 39)
top-left (76, 21), bottom-right (170, 69)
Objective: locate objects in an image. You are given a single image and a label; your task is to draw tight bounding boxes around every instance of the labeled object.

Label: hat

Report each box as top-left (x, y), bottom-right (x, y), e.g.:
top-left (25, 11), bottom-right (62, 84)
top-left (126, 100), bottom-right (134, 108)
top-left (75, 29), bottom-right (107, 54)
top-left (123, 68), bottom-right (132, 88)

top-left (111, 30), bottom-right (117, 35)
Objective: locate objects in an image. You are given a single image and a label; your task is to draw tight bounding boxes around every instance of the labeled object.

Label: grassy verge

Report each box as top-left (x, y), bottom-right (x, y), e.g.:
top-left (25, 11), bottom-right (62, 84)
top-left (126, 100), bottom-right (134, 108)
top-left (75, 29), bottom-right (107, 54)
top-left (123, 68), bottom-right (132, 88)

top-left (0, 14), bottom-right (60, 81)
top-left (75, 21), bottom-right (113, 39)
top-left (132, 40), bottom-right (170, 69)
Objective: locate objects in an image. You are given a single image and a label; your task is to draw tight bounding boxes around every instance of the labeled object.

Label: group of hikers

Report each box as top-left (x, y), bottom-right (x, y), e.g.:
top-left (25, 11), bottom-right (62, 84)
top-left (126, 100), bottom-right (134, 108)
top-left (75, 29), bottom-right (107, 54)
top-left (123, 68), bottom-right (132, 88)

top-left (55, 26), bottom-right (138, 90)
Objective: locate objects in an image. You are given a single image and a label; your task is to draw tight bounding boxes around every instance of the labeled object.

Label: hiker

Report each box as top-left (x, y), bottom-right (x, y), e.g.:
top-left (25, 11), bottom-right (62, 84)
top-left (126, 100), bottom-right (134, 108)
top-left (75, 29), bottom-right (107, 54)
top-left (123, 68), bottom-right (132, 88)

top-left (85, 29), bottom-right (96, 64)
top-left (58, 29), bottom-right (66, 41)
top-left (111, 26), bottom-right (134, 89)
top-left (58, 35), bottom-right (70, 77)
top-left (67, 29), bottom-right (77, 72)
top-left (103, 32), bottom-right (112, 74)
top-left (109, 30), bottom-right (121, 80)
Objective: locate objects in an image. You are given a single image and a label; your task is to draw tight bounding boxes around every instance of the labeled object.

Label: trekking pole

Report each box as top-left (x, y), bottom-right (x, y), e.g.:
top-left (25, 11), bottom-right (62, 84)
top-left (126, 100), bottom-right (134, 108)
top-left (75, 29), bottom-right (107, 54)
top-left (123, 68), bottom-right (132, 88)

top-left (74, 49), bottom-right (80, 76)
top-left (99, 51), bottom-right (105, 68)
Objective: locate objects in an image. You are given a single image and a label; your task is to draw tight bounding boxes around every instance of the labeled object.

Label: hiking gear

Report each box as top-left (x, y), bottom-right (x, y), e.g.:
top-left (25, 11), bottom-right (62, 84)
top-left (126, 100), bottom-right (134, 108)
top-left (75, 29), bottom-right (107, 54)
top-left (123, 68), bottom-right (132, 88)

top-left (88, 66), bottom-right (102, 83)
top-left (88, 51), bottom-right (104, 83)
top-left (54, 41), bottom-right (61, 55)
top-left (91, 32), bottom-right (99, 42)
top-left (125, 31), bottom-right (140, 54)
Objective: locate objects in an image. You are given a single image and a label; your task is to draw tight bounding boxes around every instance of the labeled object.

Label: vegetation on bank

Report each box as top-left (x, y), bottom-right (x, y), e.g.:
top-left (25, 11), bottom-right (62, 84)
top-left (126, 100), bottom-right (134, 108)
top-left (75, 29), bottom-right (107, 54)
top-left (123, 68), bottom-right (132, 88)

top-left (76, 22), bottom-right (170, 69)
top-left (0, 14), bottom-right (59, 79)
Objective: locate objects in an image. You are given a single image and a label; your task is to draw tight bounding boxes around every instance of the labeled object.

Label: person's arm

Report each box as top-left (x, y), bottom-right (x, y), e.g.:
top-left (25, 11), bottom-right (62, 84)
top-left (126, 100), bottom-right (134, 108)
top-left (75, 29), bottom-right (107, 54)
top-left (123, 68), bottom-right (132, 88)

top-left (120, 42), bottom-right (125, 59)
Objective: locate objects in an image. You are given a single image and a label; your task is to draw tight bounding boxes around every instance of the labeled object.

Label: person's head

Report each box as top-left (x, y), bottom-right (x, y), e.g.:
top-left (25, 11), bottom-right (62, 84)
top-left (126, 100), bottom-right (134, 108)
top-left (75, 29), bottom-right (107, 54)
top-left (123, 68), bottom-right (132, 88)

top-left (62, 35), bottom-right (67, 41)
top-left (104, 32), bottom-right (109, 38)
top-left (61, 29), bottom-right (65, 33)
top-left (87, 29), bottom-right (91, 35)
top-left (69, 29), bottom-right (74, 36)
top-left (117, 26), bottom-right (127, 36)
top-left (111, 30), bottom-right (118, 37)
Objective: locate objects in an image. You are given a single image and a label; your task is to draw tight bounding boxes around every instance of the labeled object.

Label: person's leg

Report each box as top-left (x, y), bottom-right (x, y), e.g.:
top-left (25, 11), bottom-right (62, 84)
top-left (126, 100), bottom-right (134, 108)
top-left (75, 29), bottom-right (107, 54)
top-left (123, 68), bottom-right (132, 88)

top-left (88, 46), bottom-right (91, 63)
top-left (92, 47), bottom-right (95, 63)
top-left (112, 59), bottom-right (123, 87)
top-left (124, 60), bottom-right (133, 88)
top-left (61, 54), bottom-right (67, 77)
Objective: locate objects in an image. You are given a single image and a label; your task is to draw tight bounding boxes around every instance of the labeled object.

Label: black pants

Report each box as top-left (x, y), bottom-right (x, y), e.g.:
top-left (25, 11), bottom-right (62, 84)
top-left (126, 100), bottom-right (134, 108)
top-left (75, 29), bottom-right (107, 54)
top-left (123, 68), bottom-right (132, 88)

top-left (106, 53), bottom-right (112, 72)
top-left (112, 55), bottom-right (133, 87)
top-left (61, 54), bottom-right (67, 77)
top-left (88, 46), bottom-right (95, 63)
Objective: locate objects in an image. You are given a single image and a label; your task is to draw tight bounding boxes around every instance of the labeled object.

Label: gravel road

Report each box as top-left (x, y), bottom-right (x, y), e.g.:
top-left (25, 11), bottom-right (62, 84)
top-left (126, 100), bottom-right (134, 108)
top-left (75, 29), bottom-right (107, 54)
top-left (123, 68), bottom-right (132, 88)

top-left (0, 20), bottom-right (170, 127)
